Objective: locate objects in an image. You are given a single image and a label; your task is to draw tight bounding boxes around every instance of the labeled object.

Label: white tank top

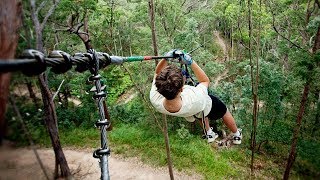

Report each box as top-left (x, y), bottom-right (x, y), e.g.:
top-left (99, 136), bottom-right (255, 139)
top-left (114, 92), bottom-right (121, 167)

top-left (150, 78), bottom-right (212, 122)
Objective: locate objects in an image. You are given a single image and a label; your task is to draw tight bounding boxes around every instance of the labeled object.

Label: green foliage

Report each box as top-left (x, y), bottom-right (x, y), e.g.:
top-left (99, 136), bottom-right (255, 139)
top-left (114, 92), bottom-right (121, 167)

top-left (176, 124), bottom-right (192, 140)
top-left (56, 103), bottom-right (96, 128)
top-left (173, 17), bottom-right (200, 51)
top-left (101, 66), bottom-right (134, 104)
top-left (296, 138), bottom-right (320, 177)
top-left (203, 61), bottom-right (225, 78)
top-left (111, 97), bottom-right (148, 124)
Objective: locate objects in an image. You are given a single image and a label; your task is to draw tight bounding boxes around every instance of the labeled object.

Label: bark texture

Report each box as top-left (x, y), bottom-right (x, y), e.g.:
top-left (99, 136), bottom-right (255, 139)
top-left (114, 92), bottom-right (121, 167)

top-left (0, 0), bottom-right (22, 144)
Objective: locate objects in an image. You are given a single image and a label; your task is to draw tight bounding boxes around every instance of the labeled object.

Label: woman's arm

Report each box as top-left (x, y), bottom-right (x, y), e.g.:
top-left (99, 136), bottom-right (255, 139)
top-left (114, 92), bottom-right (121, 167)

top-left (155, 59), bottom-right (168, 75)
top-left (190, 61), bottom-right (210, 88)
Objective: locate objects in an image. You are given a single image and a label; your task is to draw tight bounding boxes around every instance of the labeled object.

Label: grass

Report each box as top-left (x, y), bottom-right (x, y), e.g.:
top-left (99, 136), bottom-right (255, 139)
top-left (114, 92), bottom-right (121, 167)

top-left (25, 122), bottom-right (307, 179)
top-left (54, 123), bottom-right (254, 179)
top-left (59, 128), bottom-right (100, 148)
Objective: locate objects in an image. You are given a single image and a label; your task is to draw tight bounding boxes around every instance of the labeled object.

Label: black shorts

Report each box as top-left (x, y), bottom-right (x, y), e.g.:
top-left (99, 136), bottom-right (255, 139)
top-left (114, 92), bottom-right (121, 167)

top-left (206, 95), bottom-right (227, 121)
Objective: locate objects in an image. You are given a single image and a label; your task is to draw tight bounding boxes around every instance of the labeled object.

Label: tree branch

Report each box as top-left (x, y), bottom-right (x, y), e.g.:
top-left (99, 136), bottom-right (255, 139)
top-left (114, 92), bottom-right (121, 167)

top-left (271, 11), bottom-right (305, 51)
top-left (312, 24), bottom-right (320, 53)
top-left (181, 0), bottom-right (186, 7)
top-left (315, 0), bottom-right (320, 9)
top-left (69, 22), bottom-right (84, 33)
top-left (29, 0), bottom-right (40, 28)
top-left (40, 0), bottom-right (60, 30)
top-left (67, 22), bottom-right (90, 43)
top-left (52, 79), bottom-right (64, 101)
top-left (122, 65), bottom-right (163, 130)
top-left (64, 12), bottom-right (91, 49)
top-left (236, 20), bottom-right (249, 50)
top-left (36, 0), bottom-right (48, 16)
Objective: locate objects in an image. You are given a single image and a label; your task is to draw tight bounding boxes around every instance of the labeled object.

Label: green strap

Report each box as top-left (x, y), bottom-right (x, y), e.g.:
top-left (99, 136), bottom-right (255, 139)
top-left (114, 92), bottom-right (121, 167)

top-left (124, 56), bottom-right (144, 62)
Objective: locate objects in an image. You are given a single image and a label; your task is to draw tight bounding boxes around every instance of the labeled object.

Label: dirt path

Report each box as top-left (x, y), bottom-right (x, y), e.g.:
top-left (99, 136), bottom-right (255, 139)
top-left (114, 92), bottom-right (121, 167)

top-left (0, 145), bottom-right (202, 180)
top-left (213, 31), bottom-right (228, 61)
top-left (213, 31), bottom-right (229, 87)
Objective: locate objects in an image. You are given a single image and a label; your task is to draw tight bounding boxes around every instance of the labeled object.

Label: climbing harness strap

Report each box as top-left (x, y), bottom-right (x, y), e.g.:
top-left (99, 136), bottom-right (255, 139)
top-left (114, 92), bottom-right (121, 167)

top-left (193, 112), bottom-right (209, 139)
top-left (201, 111), bottom-right (208, 139)
top-left (181, 64), bottom-right (198, 86)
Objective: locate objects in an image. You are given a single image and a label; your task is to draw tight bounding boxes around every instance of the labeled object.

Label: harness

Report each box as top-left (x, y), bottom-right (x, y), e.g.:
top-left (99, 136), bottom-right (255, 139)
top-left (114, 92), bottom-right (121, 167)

top-left (180, 64), bottom-right (209, 140)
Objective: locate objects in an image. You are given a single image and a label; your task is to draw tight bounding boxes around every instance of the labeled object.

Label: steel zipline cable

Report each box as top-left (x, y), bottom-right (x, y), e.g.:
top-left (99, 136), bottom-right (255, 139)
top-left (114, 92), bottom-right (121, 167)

top-left (0, 49), bottom-right (178, 75)
top-left (0, 38), bottom-right (210, 75)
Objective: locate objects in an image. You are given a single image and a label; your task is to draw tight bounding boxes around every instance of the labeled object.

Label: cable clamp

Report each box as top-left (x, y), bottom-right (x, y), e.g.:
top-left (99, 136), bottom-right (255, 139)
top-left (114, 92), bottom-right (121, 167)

top-left (90, 85), bottom-right (106, 92)
top-left (93, 92), bottom-right (106, 98)
top-left (95, 120), bottom-right (110, 127)
top-left (88, 74), bottom-right (102, 81)
top-left (93, 148), bottom-right (110, 158)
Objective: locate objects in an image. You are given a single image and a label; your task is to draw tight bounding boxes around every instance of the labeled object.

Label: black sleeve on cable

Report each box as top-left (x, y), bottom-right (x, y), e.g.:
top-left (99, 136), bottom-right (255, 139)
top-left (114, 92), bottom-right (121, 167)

top-left (84, 52), bottom-right (96, 74)
top-left (1, 49), bottom-right (114, 75)
top-left (101, 53), bottom-right (112, 68)
top-left (74, 53), bottom-right (90, 73)
top-left (21, 50), bottom-right (47, 76)
top-left (50, 51), bottom-right (73, 74)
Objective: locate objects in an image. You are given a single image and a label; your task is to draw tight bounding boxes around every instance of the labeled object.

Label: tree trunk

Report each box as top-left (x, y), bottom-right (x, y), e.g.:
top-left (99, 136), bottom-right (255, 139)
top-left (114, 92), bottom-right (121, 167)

top-left (149, 0), bottom-right (174, 179)
top-left (312, 91), bottom-right (320, 136)
top-left (38, 74), bottom-right (71, 178)
top-left (29, 0), bottom-right (71, 178)
top-left (0, 0), bottom-right (22, 145)
top-left (283, 23), bottom-right (320, 180)
top-left (163, 114), bottom-right (174, 180)
top-left (148, 0), bottom-right (158, 59)
top-left (283, 82), bottom-right (310, 180)
top-left (248, 0), bottom-right (259, 174)
top-left (26, 80), bottom-right (39, 109)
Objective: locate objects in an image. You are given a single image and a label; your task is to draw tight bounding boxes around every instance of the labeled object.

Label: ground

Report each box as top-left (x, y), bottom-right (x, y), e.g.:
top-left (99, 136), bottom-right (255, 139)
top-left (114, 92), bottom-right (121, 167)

top-left (0, 143), bottom-right (202, 180)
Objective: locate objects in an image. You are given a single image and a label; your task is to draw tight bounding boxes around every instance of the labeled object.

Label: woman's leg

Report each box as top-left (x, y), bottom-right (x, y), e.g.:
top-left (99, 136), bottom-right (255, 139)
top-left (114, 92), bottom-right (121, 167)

top-left (222, 110), bottom-right (237, 133)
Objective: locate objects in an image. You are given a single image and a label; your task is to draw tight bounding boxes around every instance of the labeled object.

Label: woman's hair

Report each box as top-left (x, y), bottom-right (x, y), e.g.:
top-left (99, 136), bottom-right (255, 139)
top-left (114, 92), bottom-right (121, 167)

top-left (155, 65), bottom-right (184, 100)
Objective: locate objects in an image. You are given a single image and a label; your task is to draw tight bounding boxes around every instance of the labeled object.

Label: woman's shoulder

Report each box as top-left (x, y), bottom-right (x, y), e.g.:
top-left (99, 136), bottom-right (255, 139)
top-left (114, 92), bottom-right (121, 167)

top-left (183, 84), bottom-right (208, 94)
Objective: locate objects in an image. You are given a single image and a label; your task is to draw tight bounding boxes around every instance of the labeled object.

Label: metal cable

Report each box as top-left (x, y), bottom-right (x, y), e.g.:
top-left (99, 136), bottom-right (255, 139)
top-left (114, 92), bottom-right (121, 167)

top-left (0, 49), bottom-right (173, 75)
top-left (88, 49), bottom-right (110, 180)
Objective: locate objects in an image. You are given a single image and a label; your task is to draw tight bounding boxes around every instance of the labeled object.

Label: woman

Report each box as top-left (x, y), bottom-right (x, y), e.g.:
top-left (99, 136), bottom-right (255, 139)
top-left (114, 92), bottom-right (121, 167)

top-left (149, 49), bottom-right (242, 144)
